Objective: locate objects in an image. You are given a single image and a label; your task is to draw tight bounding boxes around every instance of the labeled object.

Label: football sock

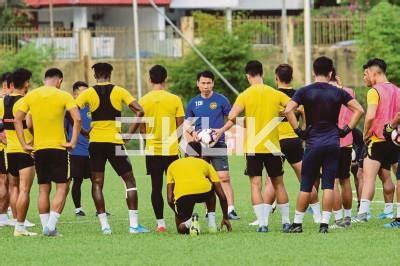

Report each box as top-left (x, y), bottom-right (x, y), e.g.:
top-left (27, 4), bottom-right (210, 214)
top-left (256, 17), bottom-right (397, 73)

top-left (228, 205), bottom-right (235, 213)
top-left (263, 204), bottom-right (272, 226)
top-left (15, 222), bottom-right (25, 232)
top-left (98, 212), bottom-right (110, 230)
top-left (277, 203), bottom-right (290, 224)
top-left (47, 211), bottom-right (60, 231)
top-left (208, 212), bottom-right (216, 228)
top-left (333, 209), bottom-right (343, 221)
top-left (294, 210), bottom-right (305, 224)
top-left (310, 202), bottom-right (322, 222)
top-left (0, 213), bottom-right (8, 223)
top-left (253, 204), bottom-right (266, 227)
top-left (397, 203), bottom-right (400, 218)
top-left (128, 210), bottom-right (139, 228)
top-left (321, 211), bottom-right (332, 224)
top-left (39, 213), bottom-right (49, 230)
top-left (157, 219), bottom-right (166, 228)
top-left (183, 219), bottom-right (191, 229)
top-left (358, 199), bottom-right (371, 215)
top-left (384, 203), bottom-right (393, 214)
top-left (344, 208), bottom-right (352, 218)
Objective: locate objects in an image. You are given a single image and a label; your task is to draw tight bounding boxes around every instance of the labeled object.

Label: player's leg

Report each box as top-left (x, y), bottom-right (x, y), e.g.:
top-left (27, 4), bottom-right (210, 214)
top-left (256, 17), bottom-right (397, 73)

top-left (0, 173), bottom-right (9, 226)
top-left (377, 167), bottom-right (395, 219)
top-left (110, 144), bottom-right (149, 234)
top-left (70, 155), bottom-right (85, 216)
top-left (335, 147), bottom-right (353, 228)
top-left (331, 179), bottom-right (344, 228)
top-left (245, 154), bottom-right (267, 232)
top-left (8, 174), bottom-right (19, 223)
top-left (14, 164), bottom-right (36, 236)
top-left (38, 183), bottom-right (51, 230)
top-left (71, 177), bottom-right (84, 215)
top-left (174, 195), bottom-right (196, 234)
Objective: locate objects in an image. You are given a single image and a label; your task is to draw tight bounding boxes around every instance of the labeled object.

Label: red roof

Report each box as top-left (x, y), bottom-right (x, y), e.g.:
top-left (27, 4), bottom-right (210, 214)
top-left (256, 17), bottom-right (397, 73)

top-left (26, 0), bottom-right (170, 8)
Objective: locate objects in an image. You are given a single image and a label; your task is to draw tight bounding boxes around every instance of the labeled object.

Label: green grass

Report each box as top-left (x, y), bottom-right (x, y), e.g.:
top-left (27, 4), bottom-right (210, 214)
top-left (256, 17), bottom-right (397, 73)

top-left (1, 156), bottom-right (398, 265)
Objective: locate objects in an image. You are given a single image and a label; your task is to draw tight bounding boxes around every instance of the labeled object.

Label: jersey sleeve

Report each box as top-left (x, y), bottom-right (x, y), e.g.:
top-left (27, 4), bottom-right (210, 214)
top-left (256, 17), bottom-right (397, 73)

top-left (233, 93), bottom-right (245, 108)
top-left (18, 95), bottom-right (30, 113)
top-left (341, 89), bottom-right (354, 105)
top-left (176, 97), bottom-right (185, 117)
top-left (119, 87), bottom-right (135, 106)
top-left (280, 92), bottom-right (291, 106)
top-left (64, 93), bottom-right (77, 111)
top-left (367, 88), bottom-right (379, 105)
top-left (221, 96), bottom-right (232, 116)
top-left (207, 163), bottom-right (220, 182)
top-left (0, 99), bottom-right (4, 118)
top-left (75, 89), bottom-right (90, 109)
top-left (185, 100), bottom-right (195, 119)
top-left (166, 165), bottom-right (175, 184)
top-left (291, 88), bottom-right (304, 105)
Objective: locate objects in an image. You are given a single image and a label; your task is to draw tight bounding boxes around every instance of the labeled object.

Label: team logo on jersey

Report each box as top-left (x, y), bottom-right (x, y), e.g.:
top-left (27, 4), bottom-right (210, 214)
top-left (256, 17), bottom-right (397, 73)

top-left (209, 102), bottom-right (217, 110)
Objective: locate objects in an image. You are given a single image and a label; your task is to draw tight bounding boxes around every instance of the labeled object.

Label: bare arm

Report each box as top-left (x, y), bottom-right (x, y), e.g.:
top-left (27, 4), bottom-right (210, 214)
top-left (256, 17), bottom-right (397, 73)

top-left (345, 99), bottom-right (364, 130)
top-left (284, 100), bottom-right (300, 129)
top-left (214, 105), bottom-right (244, 141)
top-left (363, 104), bottom-right (377, 141)
top-left (125, 100), bottom-right (144, 141)
top-left (212, 181), bottom-right (232, 231)
top-left (26, 113), bottom-right (34, 136)
top-left (14, 110), bottom-right (32, 152)
top-left (167, 183), bottom-right (176, 212)
top-left (176, 116), bottom-right (184, 142)
top-left (390, 112), bottom-right (400, 128)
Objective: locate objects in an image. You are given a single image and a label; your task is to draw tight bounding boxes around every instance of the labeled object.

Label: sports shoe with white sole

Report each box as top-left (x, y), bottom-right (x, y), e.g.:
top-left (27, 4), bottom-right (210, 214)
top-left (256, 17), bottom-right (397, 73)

top-left (14, 229), bottom-right (38, 237)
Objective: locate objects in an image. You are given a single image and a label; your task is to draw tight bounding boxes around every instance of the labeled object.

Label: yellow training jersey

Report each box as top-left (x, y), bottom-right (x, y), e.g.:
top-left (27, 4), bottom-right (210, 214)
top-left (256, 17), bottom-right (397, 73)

top-left (75, 82), bottom-right (135, 144)
top-left (234, 84), bottom-right (290, 153)
top-left (18, 86), bottom-right (76, 151)
top-left (139, 90), bottom-right (184, 156)
top-left (0, 95), bottom-right (33, 153)
top-left (167, 157), bottom-right (220, 200)
top-left (366, 88), bottom-right (384, 143)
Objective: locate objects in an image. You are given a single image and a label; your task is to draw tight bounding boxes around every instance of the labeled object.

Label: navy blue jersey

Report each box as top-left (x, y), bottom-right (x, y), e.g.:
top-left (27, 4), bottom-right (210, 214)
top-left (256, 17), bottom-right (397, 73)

top-left (65, 105), bottom-right (91, 156)
top-left (292, 82), bottom-right (353, 148)
top-left (185, 92), bottom-right (231, 143)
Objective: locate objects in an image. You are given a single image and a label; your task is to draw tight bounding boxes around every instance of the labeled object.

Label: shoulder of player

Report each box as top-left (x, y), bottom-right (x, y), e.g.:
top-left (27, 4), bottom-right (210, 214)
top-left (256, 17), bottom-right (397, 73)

top-left (212, 92), bottom-right (230, 102)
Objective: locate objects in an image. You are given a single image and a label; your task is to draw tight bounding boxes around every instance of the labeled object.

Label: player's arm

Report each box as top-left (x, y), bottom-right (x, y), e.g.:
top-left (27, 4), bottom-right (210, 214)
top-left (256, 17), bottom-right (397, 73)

top-left (125, 100), bottom-right (144, 142)
top-left (26, 113), bottom-right (34, 136)
top-left (390, 113), bottom-right (400, 128)
top-left (345, 99), bottom-right (364, 130)
top-left (363, 104), bottom-right (376, 141)
top-left (65, 107), bottom-right (82, 151)
top-left (284, 100), bottom-right (307, 139)
top-left (14, 110), bottom-right (33, 152)
top-left (176, 116), bottom-right (184, 142)
top-left (166, 183), bottom-right (176, 212)
top-left (212, 181), bottom-right (232, 231)
top-left (214, 104), bottom-right (243, 142)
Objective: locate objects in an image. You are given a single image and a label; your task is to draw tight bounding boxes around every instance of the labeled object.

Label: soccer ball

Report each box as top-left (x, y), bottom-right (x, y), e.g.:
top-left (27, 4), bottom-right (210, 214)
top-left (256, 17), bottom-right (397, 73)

top-left (391, 130), bottom-right (400, 146)
top-left (197, 129), bottom-right (216, 148)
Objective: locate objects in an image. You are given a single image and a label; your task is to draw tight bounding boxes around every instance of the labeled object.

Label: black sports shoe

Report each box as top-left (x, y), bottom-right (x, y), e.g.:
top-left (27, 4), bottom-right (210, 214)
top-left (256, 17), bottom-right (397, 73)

top-left (288, 223), bottom-right (303, 233)
top-left (96, 211), bottom-right (111, 217)
top-left (75, 210), bottom-right (86, 217)
top-left (319, 223), bottom-right (329, 233)
top-left (228, 210), bottom-right (240, 220)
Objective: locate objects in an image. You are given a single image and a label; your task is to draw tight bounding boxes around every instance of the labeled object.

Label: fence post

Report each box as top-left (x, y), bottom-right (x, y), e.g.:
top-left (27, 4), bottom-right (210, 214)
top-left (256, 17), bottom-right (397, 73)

top-left (287, 16), bottom-right (294, 59)
top-left (180, 16), bottom-right (194, 56)
top-left (79, 29), bottom-right (92, 61)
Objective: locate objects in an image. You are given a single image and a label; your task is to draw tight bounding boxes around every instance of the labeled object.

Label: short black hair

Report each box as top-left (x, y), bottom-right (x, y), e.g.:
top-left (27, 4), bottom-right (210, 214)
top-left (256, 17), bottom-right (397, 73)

top-left (245, 60), bottom-right (263, 77)
top-left (313, 56), bottom-right (334, 77)
top-left (92, 63), bottom-right (113, 79)
top-left (197, 70), bottom-right (215, 81)
top-left (363, 58), bottom-right (387, 73)
top-left (72, 81), bottom-right (88, 92)
top-left (186, 141), bottom-right (202, 157)
top-left (149, 65), bottom-right (167, 84)
top-left (6, 73), bottom-right (13, 88)
top-left (12, 68), bottom-right (32, 89)
top-left (275, 64), bottom-right (293, 84)
top-left (45, 68), bottom-right (63, 79)
top-left (1, 72), bottom-right (11, 84)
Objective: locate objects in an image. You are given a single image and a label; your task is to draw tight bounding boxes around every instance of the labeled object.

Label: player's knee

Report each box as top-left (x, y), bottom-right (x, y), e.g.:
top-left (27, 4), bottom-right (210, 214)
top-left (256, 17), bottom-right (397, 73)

top-left (219, 175), bottom-right (230, 183)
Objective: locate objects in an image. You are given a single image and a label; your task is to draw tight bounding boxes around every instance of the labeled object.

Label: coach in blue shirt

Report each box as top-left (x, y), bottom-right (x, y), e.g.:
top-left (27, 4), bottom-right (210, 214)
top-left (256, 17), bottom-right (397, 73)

top-left (185, 70), bottom-right (240, 220)
top-left (65, 81), bottom-right (91, 217)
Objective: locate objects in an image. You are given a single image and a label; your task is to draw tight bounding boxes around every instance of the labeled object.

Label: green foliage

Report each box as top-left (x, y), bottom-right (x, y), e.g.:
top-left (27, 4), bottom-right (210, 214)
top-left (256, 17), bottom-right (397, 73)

top-left (355, 1), bottom-right (400, 85)
top-left (0, 6), bottom-right (32, 28)
top-left (167, 13), bottom-right (269, 104)
top-left (0, 43), bottom-right (53, 87)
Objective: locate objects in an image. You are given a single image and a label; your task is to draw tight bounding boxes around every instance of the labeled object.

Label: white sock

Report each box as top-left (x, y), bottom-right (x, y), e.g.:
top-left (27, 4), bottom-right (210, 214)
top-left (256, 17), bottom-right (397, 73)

top-left (98, 213), bottom-right (110, 230)
top-left (156, 219), bottom-right (166, 228)
top-left (228, 205), bottom-right (235, 213)
top-left (344, 208), bottom-right (352, 218)
top-left (39, 213), bottom-right (50, 230)
top-left (358, 199), bottom-right (371, 214)
top-left (75, 207), bottom-right (82, 213)
top-left (294, 210), bottom-right (305, 224)
top-left (183, 219), bottom-right (191, 229)
top-left (208, 212), bottom-right (216, 228)
top-left (321, 211), bottom-right (332, 224)
top-left (333, 209), bottom-right (343, 221)
top-left (253, 204), bottom-right (266, 227)
top-left (310, 202), bottom-right (321, 222)
top-left (0, 213), bottom-right (8, 223)
top-left (277, 203), bottom-right (290, 224)
top-left (46, 211), bottom-right (60, 231)
top-left (263, 204), bottom-right (272, 226)
top-left (397, 203), bottom-right (400, 218)
top-left (15, 222), bottom-right (25, 232)
top-left (128, 210), bottom-right (139, 228)
top-left (384, 203), bottom-right (393, 214)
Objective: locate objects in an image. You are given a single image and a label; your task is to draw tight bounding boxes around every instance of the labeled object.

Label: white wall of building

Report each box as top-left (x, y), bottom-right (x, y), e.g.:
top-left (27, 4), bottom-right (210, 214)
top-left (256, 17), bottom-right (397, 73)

top-left (170, 0), bottom-right (304, 10)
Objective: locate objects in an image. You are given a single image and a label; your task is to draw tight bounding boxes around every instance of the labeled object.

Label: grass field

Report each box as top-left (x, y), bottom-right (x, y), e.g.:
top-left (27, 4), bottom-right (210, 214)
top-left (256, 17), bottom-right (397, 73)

top-left (1, 156), bottom-right (399, 265)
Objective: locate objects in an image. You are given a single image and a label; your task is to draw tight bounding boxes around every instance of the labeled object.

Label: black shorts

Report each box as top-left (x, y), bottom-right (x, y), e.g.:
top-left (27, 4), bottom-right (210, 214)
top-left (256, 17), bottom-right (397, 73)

top-left (6, 152), bottom-right (34, 177)
top-left (358, 145), bottom-right (368, 169)
top-left (70, 155), bottom-right (91, 179)
top-left (89, 142), bottom-right (132, 176)
top-left (367, 141), bottom-right (399, 170)
top-left (301, 145), bottom-right (340, 192)
top-left (35, 149), bottom-right (69, 184)
top-left (244, 153), bottom-right (284, 178)
top-left (146, 155), bottom-right (179, 175)
top-left (337, 147), bottom-right (352, 179)
top-left (203, 142), bottom-right (229, 171)
top-left (0, 150), bottom-right (6, 174)
top-left (175, 190), bottom-right (214, 221)
top-left (280, 138), bottom-right (304, 164)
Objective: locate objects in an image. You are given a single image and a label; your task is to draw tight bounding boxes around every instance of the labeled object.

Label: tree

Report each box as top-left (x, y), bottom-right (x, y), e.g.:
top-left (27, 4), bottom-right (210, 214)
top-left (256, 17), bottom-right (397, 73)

top-left (355, 1), bottom-right (400, 84)
top-left (0, 1), bottom-right (32, 28)
top-left (167, 13), bottom-right (269, 104)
